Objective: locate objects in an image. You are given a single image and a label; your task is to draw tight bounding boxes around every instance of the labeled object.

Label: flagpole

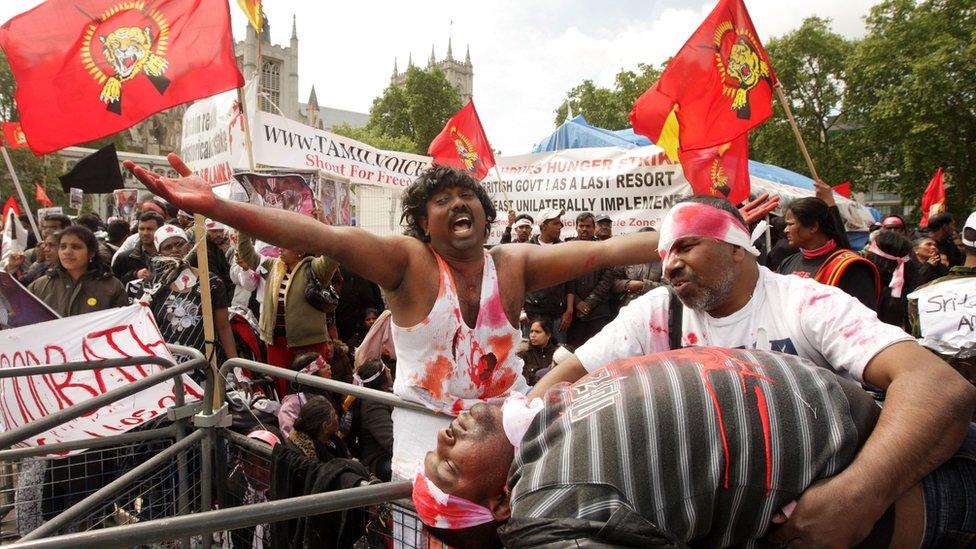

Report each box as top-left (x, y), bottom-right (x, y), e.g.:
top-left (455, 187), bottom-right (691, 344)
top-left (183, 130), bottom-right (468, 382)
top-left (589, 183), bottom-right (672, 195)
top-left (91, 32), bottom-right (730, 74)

top-left (774, 84), bottom-right (821, 182)
top-left (0, 146), bottom-right (41, 241)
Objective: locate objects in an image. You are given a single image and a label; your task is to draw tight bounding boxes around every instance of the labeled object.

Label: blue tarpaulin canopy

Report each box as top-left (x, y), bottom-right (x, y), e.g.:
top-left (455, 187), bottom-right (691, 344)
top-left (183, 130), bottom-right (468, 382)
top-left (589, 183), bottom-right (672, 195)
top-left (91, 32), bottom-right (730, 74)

top-left (532, 116), bottom-right (651, 152)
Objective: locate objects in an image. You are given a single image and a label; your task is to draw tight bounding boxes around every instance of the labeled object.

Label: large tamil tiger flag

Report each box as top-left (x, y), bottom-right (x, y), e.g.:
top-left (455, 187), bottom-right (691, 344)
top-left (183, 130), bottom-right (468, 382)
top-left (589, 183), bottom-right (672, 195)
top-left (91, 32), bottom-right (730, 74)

top-left (0, 0), bottom-right (244, 155)
top-left (630, 0), bottom-right (776, 205)
top-left (428, 99), bottom-right (497, 181)
top-left (631, 0), bottom-right (777, 152)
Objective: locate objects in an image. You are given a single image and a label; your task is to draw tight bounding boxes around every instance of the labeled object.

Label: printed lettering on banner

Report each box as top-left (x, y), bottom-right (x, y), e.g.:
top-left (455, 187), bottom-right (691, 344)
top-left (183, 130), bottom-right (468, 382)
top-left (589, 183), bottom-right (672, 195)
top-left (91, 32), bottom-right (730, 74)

top-left (180, 80), bottom-right (254, 186)
top-left (0, 305), bottom-right (203, 455)
top-left (909, 277), bottom-right (976, 354)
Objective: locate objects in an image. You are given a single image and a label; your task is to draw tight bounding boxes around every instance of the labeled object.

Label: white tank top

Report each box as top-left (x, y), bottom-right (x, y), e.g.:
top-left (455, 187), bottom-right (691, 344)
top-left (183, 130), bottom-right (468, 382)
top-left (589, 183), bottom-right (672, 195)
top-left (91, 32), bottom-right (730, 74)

top-left (390, 248), bottom-right (528, 477)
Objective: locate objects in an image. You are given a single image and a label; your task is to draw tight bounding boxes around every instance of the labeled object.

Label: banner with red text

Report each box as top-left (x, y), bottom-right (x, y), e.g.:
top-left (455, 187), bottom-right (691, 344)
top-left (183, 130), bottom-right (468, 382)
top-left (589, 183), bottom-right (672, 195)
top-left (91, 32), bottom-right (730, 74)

top-left (248, 110), bottom-right (431, 188)
top-left (243, 113), bottom-right (875, 241)
top-left (181, 81), bottom-right (253, 186)
top-left (0, 304), bottom-right (203, 453)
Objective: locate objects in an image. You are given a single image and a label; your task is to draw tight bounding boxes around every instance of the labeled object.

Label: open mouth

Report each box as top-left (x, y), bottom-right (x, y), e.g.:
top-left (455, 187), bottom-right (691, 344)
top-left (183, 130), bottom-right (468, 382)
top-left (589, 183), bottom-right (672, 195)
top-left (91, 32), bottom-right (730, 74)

top-left (451, 214), bottom-right (473, 236)
top-left (740, 65), bottom-right (751, 78)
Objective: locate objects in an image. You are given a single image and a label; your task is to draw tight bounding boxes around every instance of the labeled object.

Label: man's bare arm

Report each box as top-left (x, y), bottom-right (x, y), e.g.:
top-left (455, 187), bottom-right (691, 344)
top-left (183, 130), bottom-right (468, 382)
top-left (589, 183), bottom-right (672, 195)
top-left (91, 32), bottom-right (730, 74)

top-left (769, 341), bottom-right (976, 546)
top-left (125, 154), bottom-right (414, 291)
top-left (519, 231), bottom-right (660, 292)
top-left (527, 354), bottom-right (587, 400)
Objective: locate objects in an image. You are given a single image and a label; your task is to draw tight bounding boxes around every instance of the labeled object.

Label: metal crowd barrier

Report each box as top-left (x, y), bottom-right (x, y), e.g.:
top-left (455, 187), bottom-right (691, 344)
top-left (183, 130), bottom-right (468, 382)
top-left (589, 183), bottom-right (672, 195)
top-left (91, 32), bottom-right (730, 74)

top-left (2, 350), bottom-right (445, 547)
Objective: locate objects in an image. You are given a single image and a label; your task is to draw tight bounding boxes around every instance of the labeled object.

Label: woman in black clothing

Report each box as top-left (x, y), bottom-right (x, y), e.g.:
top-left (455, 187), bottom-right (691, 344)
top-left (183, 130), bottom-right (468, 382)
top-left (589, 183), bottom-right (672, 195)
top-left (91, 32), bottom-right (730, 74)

top-left (285, 395), bottom-right (351, 463)
top-left (864, 230), bottom-right (923, 329)
top-left (518, 319), bottom-right (559, 386)
top-left (349, 358), bottom-right (393, 481)
top-left (778, 197), bottom-right (880, 310)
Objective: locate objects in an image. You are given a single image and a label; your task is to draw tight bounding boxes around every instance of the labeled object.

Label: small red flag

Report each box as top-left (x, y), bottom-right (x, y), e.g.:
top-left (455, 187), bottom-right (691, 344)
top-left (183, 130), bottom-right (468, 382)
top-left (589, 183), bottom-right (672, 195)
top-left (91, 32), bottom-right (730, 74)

top-left (678, 134), bottom-right (751, 206)
top-left (1, 196), bottom-right (20, 220)
top-left (34, 183), bottom-right (53, 208)
top-left (832, 182), bottom-right (852, 199)
top-left (920, 167), bottom-right (946, 227)
top-left (0, 0), bottom-right (244, 155)
top-left (1, 122), bottom-right (28, 149)
top-left (428, 100), bottom-right (496, 181)
top-left (630, 0), bottom-right (777, 152)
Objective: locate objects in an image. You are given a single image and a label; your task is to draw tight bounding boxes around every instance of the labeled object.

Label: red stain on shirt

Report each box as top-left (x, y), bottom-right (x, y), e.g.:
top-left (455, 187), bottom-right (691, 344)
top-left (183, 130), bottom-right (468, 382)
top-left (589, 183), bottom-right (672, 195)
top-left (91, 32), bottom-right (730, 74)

top-left (649, 323), bottom-right (667, 334)
top-left (422, 356), bottom-right (453, 400)
top-left (686, 332), bottom-right (699, 345)
top-left (808, 293), bottom-right (831, 306)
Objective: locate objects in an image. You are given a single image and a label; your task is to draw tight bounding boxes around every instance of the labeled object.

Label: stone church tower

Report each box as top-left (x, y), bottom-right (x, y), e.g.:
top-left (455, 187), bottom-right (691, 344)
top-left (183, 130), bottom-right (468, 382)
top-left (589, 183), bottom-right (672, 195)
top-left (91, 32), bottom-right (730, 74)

top-left (391, 37), bottom-right (473, 103)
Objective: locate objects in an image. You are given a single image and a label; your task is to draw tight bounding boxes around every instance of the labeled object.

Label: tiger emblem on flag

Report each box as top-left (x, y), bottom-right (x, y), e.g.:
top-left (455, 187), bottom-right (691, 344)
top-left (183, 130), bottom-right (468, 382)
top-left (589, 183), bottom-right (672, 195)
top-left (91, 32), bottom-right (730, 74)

top-left (714, 21), bottom-right (771, 119)
top-left (450, 127), bottom-right (483, 175)
top-left (79, 2), bottom-right (172, 114)
top-left (98, 26), bottom-right (168, 104)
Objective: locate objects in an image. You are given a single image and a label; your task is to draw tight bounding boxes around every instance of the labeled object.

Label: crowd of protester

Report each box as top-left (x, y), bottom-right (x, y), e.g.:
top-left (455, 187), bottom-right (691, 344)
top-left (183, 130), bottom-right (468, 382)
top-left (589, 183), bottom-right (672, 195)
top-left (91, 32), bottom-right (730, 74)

top-left (3, 160), bottom-right (976, 546)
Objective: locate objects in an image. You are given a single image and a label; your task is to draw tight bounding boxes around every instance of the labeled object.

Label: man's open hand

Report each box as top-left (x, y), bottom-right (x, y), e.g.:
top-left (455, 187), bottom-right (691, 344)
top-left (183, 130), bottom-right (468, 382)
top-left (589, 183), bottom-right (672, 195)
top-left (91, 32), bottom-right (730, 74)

top-left (123, 153), bottom-right (217, 215)
top-left (739, 193), bottom-right (780, 225)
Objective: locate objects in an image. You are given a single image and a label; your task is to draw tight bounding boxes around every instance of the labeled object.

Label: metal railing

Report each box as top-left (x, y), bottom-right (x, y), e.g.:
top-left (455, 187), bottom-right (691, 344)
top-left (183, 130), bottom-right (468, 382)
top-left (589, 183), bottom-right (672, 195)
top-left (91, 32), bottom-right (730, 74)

top-left (4, 349), bottom-right (439, 547)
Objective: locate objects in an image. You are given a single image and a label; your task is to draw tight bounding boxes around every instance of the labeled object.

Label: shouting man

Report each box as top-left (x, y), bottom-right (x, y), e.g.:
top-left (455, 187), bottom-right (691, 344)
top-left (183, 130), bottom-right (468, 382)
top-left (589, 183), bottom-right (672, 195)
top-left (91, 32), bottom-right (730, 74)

top-left (124, 155), bottom-right (691, 482)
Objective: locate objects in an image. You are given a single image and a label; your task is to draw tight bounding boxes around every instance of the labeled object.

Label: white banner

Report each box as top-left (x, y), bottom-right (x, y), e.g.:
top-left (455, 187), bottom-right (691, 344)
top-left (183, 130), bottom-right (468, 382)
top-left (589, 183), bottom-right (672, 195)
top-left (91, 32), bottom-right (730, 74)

top-left (0, 305), bottom-right (203, 453)
top-left (181, 81), bottom-right (253, 186)
top-left (244, 114), bottom-right (875, 240)
top-left (250, 111), bottom-right (431, 188)
top-left (908, 277), bottom-right (976, 355)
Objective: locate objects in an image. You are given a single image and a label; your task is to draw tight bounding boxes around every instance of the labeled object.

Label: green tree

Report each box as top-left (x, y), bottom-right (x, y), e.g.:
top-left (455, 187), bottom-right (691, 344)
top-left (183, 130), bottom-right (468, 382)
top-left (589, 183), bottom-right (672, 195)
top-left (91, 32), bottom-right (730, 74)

top-left (554, 63), bottom-right (662, 129)
top-left (845, 0), bottom-right (976, 219)
top-left (359, 67), bottom-right (463, 155)
top-left (330, 122), bottom-right (418, 154)
top-left (750, 17), bottom-right (857, 186)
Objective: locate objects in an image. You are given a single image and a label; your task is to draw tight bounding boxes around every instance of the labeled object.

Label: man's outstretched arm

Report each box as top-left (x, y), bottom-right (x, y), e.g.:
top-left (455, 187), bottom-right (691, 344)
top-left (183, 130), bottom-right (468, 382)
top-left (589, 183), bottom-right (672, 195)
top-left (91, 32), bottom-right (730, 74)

top-left (769, 341), bottom-right (976, 546)
top-left (124, 154), bottom-right (413, 291)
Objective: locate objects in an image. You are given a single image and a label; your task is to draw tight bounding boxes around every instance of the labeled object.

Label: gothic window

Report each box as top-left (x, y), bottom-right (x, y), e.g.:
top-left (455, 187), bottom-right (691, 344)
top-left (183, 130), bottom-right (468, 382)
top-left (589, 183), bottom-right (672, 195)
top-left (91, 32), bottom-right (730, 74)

top-left (259, 60), bottom-right (281, 113)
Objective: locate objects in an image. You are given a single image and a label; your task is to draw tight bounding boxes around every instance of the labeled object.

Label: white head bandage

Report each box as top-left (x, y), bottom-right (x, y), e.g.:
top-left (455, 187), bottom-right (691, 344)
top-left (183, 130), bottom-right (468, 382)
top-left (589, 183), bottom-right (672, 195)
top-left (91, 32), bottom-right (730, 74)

top-left (658, 202), bottom-right (760, 260)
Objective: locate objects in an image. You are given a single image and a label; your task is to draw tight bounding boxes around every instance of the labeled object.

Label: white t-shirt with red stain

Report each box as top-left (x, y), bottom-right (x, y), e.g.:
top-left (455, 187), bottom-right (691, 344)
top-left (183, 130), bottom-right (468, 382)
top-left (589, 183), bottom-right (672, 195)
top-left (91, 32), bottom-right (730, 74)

top-left (575, 266), bottom-right (913, 383)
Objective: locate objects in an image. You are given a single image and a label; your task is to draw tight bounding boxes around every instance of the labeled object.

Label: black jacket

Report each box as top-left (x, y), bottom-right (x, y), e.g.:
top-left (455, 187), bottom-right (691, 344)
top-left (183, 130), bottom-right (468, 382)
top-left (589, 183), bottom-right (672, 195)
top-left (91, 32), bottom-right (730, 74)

top-left (524, 235), bottom-right (568, 317)
top-left (270, 445), bottom-right (369, 548)
top-left (356, 400), bottom-right (393, 481)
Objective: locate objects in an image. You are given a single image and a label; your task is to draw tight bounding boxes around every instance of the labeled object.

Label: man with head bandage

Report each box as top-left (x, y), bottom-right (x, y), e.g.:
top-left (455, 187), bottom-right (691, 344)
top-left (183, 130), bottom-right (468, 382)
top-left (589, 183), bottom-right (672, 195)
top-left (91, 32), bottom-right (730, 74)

top-left (530, 195), bottom-right (976, 547)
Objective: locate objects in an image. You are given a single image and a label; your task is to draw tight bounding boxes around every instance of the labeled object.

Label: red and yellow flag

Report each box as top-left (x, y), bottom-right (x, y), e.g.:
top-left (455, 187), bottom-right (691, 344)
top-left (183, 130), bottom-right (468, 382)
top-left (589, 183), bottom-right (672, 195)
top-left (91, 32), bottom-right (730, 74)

top-left (678, 133), bottom-right (751, 206)
top-left (0, 0), bottom-right (244, 155)
top-left (920, 167), bottom-right (946, 227)
top-left (630, 0), bottom-right (777, 152)
top-left (1, 122), bottom-right (28, 149)
top-left (428, 100), bottom-right (497, 181)
top-left (237, 0), bottom-right (262, 34)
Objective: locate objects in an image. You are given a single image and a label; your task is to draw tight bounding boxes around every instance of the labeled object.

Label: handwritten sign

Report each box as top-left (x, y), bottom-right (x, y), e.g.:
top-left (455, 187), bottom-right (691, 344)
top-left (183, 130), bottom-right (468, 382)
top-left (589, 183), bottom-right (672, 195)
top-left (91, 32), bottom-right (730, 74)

top-left (0, 305), bottom-right (203, 453)
top-left (908, 277), bottom-right (976, 354)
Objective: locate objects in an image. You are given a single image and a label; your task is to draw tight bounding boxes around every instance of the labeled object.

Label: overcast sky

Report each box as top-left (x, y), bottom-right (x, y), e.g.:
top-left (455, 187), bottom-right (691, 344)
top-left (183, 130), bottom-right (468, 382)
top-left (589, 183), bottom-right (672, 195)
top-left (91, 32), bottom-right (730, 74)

top-left (1, 0), bottom-right (881, 154)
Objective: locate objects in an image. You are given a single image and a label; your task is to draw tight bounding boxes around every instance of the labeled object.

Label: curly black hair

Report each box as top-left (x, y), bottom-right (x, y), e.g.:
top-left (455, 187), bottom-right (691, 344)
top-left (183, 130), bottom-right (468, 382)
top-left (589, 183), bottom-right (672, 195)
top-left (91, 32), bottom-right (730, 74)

top-left (400, 164), bottom-right (496, 241)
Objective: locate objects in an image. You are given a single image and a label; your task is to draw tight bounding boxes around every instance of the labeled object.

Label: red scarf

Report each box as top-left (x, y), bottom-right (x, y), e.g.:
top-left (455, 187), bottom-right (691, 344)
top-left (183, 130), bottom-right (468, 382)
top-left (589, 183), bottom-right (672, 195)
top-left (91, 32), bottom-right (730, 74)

top-left (800, 239), bottom-right (837, 259)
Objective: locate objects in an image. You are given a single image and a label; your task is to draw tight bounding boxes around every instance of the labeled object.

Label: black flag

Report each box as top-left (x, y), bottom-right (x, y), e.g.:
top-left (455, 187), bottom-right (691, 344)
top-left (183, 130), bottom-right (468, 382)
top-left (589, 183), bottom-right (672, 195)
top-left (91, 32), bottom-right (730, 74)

top-left (58, 143), bottom-right (124, 194)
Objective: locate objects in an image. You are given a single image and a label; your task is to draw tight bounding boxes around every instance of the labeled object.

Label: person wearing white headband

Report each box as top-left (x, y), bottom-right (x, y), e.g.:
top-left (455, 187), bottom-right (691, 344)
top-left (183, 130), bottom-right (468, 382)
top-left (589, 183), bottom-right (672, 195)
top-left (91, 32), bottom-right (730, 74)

top-left (531, 195), bottom-right (976, 547)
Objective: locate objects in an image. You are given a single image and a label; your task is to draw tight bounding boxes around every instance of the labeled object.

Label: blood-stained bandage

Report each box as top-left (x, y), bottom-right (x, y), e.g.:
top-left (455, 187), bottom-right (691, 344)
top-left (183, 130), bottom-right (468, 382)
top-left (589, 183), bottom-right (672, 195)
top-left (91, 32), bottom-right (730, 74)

top-left (412, 470), bottom-right (496, 529)
top-left (658, 202), bottom-right (760, 260)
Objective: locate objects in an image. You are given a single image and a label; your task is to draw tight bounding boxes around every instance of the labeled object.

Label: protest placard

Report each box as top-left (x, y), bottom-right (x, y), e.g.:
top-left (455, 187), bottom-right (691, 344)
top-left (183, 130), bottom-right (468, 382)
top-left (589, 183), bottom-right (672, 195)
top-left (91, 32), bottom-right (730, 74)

top-left (233, 172), bottom-right (314, 217)
top-left (113, 189), bottom-right (138, 221)
top-left (69, 187), bottom-right (83, 211)
top-left (909, 277), bottom-right (976, 355)
top-left (0, 304), bottom-right (203, 453)
top-left (0, 272), bottom-right (58, 329)
top-left (36, 206), bottom-right (63, 221)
